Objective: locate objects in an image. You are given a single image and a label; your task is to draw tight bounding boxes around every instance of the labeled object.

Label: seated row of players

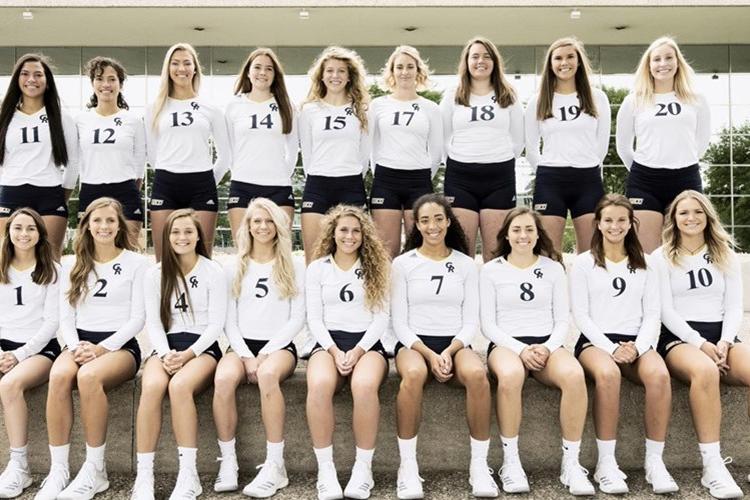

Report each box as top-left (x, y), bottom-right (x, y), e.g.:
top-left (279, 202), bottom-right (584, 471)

top-left (0, 189), bottom-right (745, 500)
top-left (0, 34), bottom-right (707, 266)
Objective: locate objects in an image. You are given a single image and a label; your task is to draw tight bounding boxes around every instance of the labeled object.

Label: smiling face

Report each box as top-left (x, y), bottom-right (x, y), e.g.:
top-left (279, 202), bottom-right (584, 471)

top-left (88, 205), bottom-right (120, 246)
top-left (334, 215), bottom-right (362, 256)
top-left (18, 60), bottom-right (46, 101)
top-left (169, 216), bottom-right (199, 256)
top-left (322, 58), bottom-right (349, 95)
top-left (550, 44), bottom-right (579, 83)
top-left (169, 49), bottom-right (196, 89)
top-left (248, 207), bottom-right (277, 246)
top-left (649, 43), bottom-right (677, 86)
top-left (93, 65), bottom-right (121, 105)
top-left (506, 213), bottom-right (539, 255)
top-left (597, 205), bottom-right (632, 246)
top-left (9, 213), bottom-right (40, 252)
top-left (416, 202), bottom-right (450, 247)
top-left (393, 53), bottom-right (418, 90)
top-left (467, 42), bottom-right (494, 82)
top-left (674, 197), bottom-right (707, 238)
top-left (249, 54), bottom-right (275, 93)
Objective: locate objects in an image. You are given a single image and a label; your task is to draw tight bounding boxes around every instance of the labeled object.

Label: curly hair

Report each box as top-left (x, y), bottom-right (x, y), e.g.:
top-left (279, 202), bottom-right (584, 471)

top-left (67, 198), bottom-right (136, 306)
top-left (233, 197), bottom-right (297, 299)
top-left (662, 190), bottom-right (735, 272)
top-left (403, 194), bottom-right (470, 255)
top-left (0, 208), bottom-right (57, 285)
top-left (493, 206), bottom-right (562, 263)
top-left (304, 46), bottom-right (370, 130)
top-left (85, 56), bottom-right (129, 110)
top-left (381, 45), bottom-right (432, 92)
top-left (311, 205), bottom-right (389, 312)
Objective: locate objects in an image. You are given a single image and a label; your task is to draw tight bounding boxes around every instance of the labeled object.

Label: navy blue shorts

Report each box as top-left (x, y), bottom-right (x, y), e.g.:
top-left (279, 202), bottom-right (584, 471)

top-left (309, 330), bottom-right (387, 360)
top-left (370, 165), bottom-right (432, 211)
top-left (444, 157), bottom-right (516, 212)
top-left (227, 181), bottom-right (295, 210)
top-left (239, 338), bottom-right (298, 363)
top-left (487, 335), bottom-right (551, 356)
top-left (79, 180), bottom-right (144, 223)
top-left (0, 184), bottom-right (68, 218)
top-left (149, 169), bottom-right (218, 212)
top-left (574, 333), bottom-right (637, 358)
top-left (77, 329), bottom-right (142, 369)
top-left (167, 332), bottom-right (222, 361)
top-left (656, 321), bottom-right (735, 358)
top-left (395, 334), bottom-right (461, 357)
top-left (533, 166), bottom-right (604, 219)
top-left (301, 174), bottom-right (367, 215)
top-left (626, 162), bottom-right (702, 214)
top-left (0, 338), bottom-right (60, 362)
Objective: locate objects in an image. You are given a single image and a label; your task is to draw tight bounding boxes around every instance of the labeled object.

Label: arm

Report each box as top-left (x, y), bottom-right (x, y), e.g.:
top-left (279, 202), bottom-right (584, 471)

top-left (143, 266), bottom-right (171, 357)
top-left (695, 94), bottom-right (711, 159)
top-left (298, 105), bottom-right (312, 176)
top-left (260, 261), bottom-right (306, 354)
top-left (99, 260), bottom-right (147, 351)
top-left (509, 100), bottom-right (525, 159)
top-left (58, 267), bottom-right (81, 350)
top-left (653, 252), bottom-right (705, 347)
top-left (391, 260), bottom-right (420, 349)
top-left (144, 108), bottom-right (158, 170)
top-left (635, 263), bottom-right (661, 356)
top-left (479, 267), bottom-right (527, 354)
top-left (439, 91), bottom-right (453, 164)
top-left (223, 263), bottom-right (253, 358)
top-left (284, 112), bottom-right (300, 178)
top-left (61, 112), bottom-right (79, 191)
top-left (427, 102), bottom-right (444, 177)
top-left (209, 105), bottom-right (232, 184)
top-left (305, 261), bottom-right (336, 350)
top-left (720, 254), bottom-right (743, 344)
top-left (12, 275), bottom-right (60, 362)
top-left (454, 262), bottom-right (479, 348)
top-left (615, 95), bottom-right (635, 170)
top-left (133, 115), bottom-right (147, 182)
top-left (543, 266), bottom-right (570, 352)
top-left (523, 97), bottom-right (541, 171)
top-left (356, 304), bottom-right (389, 352)
top-left (190, 264), bottom-right (228, 357)
top-left (595, 90), bottom-right (612, 165)
top-left (359, 118), bottom-right (371, 174)
top-left (569, 261), bottom-right (617, 354)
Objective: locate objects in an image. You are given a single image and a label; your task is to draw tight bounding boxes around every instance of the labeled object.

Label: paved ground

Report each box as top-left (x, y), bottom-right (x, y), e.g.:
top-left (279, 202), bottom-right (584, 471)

top-left (16, 468), bottom-right (750, 498)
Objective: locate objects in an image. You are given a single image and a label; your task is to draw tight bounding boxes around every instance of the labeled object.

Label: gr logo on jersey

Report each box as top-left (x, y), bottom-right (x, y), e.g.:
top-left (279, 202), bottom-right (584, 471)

top-left (445, 262), bottom-right (455, 273)
top-left (533, 268), bottom-right (543, 279)
top-left (627, 264), bottom-right (637, 274)
top-left (703, 253), bottom-right (713, 264)
top-left (412, 103), bottom-right (420, 111)
top-left (114, 118), bottom-right (122, 126)
top-left (190, 102), bottom-right (200, 110)
top-left (345, 107), bottom-right (353, 116)
top-left (40, 115), bottom-right (48, 123)
top-left (189, 276), bottom-right (199, 288)
top-left (113, 263), bottom-right (122, 275)
top-left (270, 103), bottom-right (278, 111)
top-left (355, 268), bottom-right (364, 280)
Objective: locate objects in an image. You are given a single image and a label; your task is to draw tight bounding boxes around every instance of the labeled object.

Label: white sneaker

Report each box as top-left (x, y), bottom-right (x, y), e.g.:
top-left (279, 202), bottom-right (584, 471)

top-left (129, 472), bottom-right (155, 500)
top-left (396, 460), bottom-right (424, 499)
top-left (34, 465), bottom-right (69, 500)
top-left (344, 460), bottom-right (374, 499)
top-left (645, 457), bottom-right (679, 494)
top-left (243, 461), bottom-right (289, 498)
top-left (701, 456), bottom-right (743, 499)
top-left (0, 460), bottom-right (32, 498)
top-left (593, 457), bottom-right (628, 494)
top-left (316, 462), bottom-right (342, 500)
top-left (469, 464), bottom-right (499, 497)
top-left (498, 461), bottom-right (530, 494)
top-left (213, 455), bottom-right (238, 492)
top-left (560, 458), bottom-right (595, 496)
top-left (168, 468), bottom-right (203, 500)
top-left (58, 461), bottom-right (109, 500)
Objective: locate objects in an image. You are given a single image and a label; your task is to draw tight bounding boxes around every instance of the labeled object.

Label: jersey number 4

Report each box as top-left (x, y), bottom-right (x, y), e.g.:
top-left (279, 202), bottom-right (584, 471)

top-left (175, 292), bottom-right (189, 312)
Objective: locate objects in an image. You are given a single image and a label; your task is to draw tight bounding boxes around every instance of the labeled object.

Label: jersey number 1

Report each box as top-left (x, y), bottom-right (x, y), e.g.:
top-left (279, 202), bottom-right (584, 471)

top-left (14, 286), bottom-right (23, 306)
top-left (20, 126), bottom-right (40, 144)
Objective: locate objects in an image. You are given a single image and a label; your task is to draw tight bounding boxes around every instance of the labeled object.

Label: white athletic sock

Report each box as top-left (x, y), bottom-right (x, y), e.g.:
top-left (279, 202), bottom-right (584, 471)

top-left (9, 446), bottom-right (27, 469)
top-left (85, 443), bottom-right (106, 470)
top-left (136, 452), bottom-right (154, 473)
top-left (596, 439), bottom-right (616, 463)
top-left (177, 447), bottom-right (198, 473)
top-left (266, 441), bottom-right (284, 465)
top-left (313, 446), bottom-right (333, 467)
top-left (397, 436), bottom-right (418, 463)
top-left (562, 439), bottom-right (581, 462)
top-left (49, 444), bottom-right (70, 470)
top-left (645, 439), bottom-right (665, 461)
top-left (500, 435), bottom-right (520, 464)
top-left (470, 437), bottom-right (490, 466)
top-left (355, 447), bottom-right (374, 467)
top-left (217, 438), bottom-right (236, 459)
top-left (699, 441), bottom-right (721, 467)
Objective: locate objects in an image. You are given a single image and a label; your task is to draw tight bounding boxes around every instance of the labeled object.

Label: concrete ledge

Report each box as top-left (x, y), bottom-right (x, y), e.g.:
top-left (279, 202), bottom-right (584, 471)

top-left (4, 365), bottom-right (750, 474)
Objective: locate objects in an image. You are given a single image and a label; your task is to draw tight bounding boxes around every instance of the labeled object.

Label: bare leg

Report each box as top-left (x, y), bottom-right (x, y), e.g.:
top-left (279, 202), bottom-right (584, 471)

top-left (305, 351), bottom-right (344, 448)
top-left (350, 353), bottom-right (387, 449)
top-left (572, 213), bottom-right (596, 253)
top-left (194, 211), bottom-right (218, 257)
top-left (395, 349), bottom-right (429, 439)
top-left (453, 208), bottom-right (479, 257)
top-left (453, 349), bottom-right (491, 440)
top-left (533, 349), bottom-right (588, 441)
top-left (633, 210), bottom-right (664, 254)
top-left (256, 351), bottom-right (296, 443)
top-left (135, 357), bottom-right (170, 453)
top-left (149, 210), bottom-right (173, 262)
top-left (0, 356), bottom-right (53, 447)
top-left (479, 209), bottom-right (508, 262)
top-left (46, 351), bottom-right (79, 446)
top-left (578, 347), bottom-right (621, 440)
top-left (168, 355), bottom-right (217, 447)
top-left (301, 213), bottom-right (324, 264)
top-left (539, 215), bottom-right (566, 254)
top-left (372, 209), bottom-right (404, 259)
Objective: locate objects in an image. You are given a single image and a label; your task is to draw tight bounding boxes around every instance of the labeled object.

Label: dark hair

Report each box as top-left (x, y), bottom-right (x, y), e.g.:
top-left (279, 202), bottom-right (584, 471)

top-left (85, 57), bottom-right (129, 110)
top-left (0, 207), bottom-right (58, 285)
top-left (590, 194), bottom-right (646, 270)
top-left (0, 54), bottom-right (68, 166)
top-left (234, 48), bottom-right (293, 134)
top-left (493, 206), bottom-right (562, 263)
top-left (404, 194), bottom-right (470, 255)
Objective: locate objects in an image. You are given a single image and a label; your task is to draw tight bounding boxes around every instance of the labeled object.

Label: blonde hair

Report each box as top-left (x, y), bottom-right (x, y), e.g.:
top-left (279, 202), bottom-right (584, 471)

top-left (311, 205), bottom-right (389, 312)
top-left (633, 36), bottom-right (696, 108)
top-left (150, 43), bottom-right (203, 130)
top-left (536, 37), bottom-right (598, 120)
top-left (455, 36), bottom-right (516, 108)
top-left (233, 198), bottom-right (297, 299)
top-left (662, 190), bottom-right (735, 272)
top-left (381, 45), bottom-right (431, 92)
top-left (304, 46), bottom-right (370, 130)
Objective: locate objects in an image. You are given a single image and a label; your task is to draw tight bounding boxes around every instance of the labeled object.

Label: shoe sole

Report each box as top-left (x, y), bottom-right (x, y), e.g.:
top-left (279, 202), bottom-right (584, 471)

top-left (502, 484), bottom-right (530, 494)
top-left (700, 478), bottom-right (743, 499)
top-left (58, 480), bottom-right (109, 500)
top-left (0, 476), bottom-right (33, 499)
top-left (594, 479), bottom-right (628, 495)
top-left (243, 477), bottom-right (290, 498)
top-left (214, 483), bottom-right (238, 493)
top-left (646, 478), bottom-right (679, 495)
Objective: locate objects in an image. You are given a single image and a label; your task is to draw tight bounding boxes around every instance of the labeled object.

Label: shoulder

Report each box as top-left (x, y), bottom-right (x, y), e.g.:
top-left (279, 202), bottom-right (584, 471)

top-left (393, 249), bottom-right (419, 267)
top-left (199, 256), bottom-right (223, 273)
top-left (292, 258), bottom-right (307, 276)
top-left (308, 255), bottom-right (333, 271)
top-left (480, 256), bottom-right (504, 273)
top-left (573, 251), bottom-right (594, 268)
top-left (123, 250), bottom-right (150, 267)
top-left (440, 87), bottom-right (458, 105)
top-left (539, 255), bottom-right (565, 274)
top-left (451, 250), bottom-right (476, 265)
top-left (419, 96), bottom-right (440, 111)
top-left (591, 87), bottom-right (608, 101)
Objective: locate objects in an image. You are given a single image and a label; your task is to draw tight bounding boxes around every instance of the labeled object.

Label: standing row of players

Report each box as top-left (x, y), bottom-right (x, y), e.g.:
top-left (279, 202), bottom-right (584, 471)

top-left (0, 35), bottom-right (709, 261)
top-left (0, 189), bottom-right (745, 500)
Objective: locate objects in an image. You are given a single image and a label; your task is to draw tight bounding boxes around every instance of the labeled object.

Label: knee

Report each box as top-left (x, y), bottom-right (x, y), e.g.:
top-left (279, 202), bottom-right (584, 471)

top-left (495, 368), bottom-right (525, 395)
top-left (213, 372), bottom-right (239, 398)
top-left (257, 366), bottom-right (280, 391)
top-left (0, 375), bottom-right (22, 399)
top-left (76, 366), bottom-right (103, 394)
top-left (306, 375), bottom-right (335, 400)
top-left (400, 365), bottom-right (428, 389)
top-left (48, 366), bottom-right (76, 393)
top-left (463, 367), bottom-right (490, 392)
top-left (642, 365), bottom-right (671, 392)
top-left (140, 377), bottom-right (166, 402)
top-left (168, 377), bottom-right (194, 400)
top-left (560, 365), bottom-right (587, 392)
top-left (351, 377), bottom-right (380, 400)
top-left (593, 365), bottom-right (621, 391)
top-left (692, 362), bottom-right (720, 388)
